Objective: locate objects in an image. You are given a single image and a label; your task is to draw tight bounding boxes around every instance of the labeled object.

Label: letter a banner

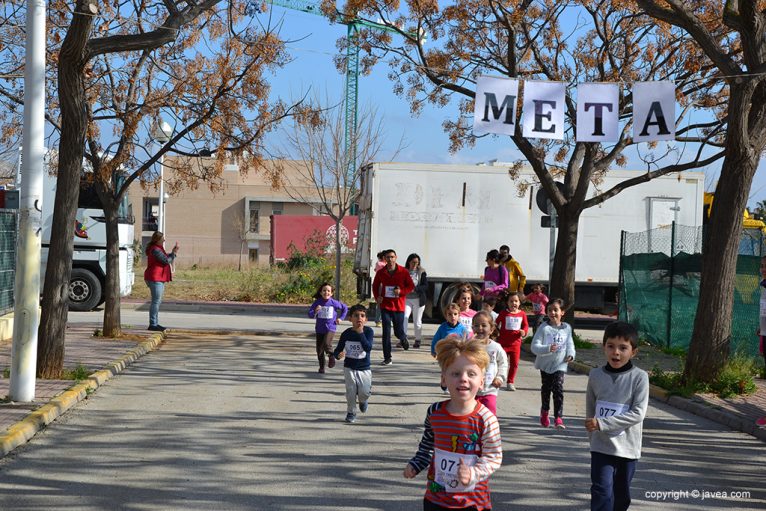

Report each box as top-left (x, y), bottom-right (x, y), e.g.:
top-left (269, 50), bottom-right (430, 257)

top-left (633, 81), bottom-right (676, 142)
top-left (474, 76), bottom-right (519, 136)
top-left (522, 81), bottom-right (566, 140)
top-left (576, 83), bottom-right (619, 142)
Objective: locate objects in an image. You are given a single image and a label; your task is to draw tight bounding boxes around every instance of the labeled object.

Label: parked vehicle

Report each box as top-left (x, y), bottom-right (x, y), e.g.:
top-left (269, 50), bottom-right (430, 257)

top-left (353, 161), bottom-right (705, 317)
top-left (40, 172), bottom-right (135, 311)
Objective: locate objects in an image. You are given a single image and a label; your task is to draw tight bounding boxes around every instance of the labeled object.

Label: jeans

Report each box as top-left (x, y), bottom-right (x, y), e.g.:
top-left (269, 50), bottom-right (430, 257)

top-left (591, 451), bottom-right (637, 511)
top-left (145, 280), bottom-right (165, 327)
top-left (405, 296), bottom-right (425, 342)
top-left (381, 308), bottom-right (407, 361)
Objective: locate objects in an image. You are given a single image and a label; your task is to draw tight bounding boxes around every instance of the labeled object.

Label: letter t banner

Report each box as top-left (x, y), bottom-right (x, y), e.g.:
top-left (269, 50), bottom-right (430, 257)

top-left (576, 83), bottom-right (619, 142)
top-left (522, 81), bottom-right (566, 140)
top-left (474, 76), bottom-right (519, 136)
top-left (633, 81), bottom-right (676, 142)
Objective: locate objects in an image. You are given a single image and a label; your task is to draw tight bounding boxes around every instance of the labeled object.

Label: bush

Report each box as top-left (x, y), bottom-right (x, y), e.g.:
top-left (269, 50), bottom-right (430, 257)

top-left (649, 353), bottom-right (759, 399)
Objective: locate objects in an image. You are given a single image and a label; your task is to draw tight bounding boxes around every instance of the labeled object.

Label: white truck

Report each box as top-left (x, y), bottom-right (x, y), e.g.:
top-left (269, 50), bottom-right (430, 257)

top-left (353, 162), bottom-right (704, 317)
top-left (40, 172), bottom-right (135, 311)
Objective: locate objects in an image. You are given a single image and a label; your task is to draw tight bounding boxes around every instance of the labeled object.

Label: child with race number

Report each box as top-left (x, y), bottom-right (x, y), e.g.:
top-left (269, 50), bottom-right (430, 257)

top-left (455, 288), bottom-right (477, 337)
top-left (431, 304), bottom-right (470, 357)
top-left (481, 296), bottom-right (499, 322)
top-left (404, 336), bottom-right (502, 511)
top-left (333, 305), bottom-right (374, 424)
top-left (473, 312), bottom-right (508, 417)
top-left (585, 321), bottom-right (649, 511)
top-left (495, 292), bottom-right (529, 391)
top-left (526, 284), bottom-right (549, 333)
top-left (530, 298), bottom-right (576, 429)
top-left (307, 282), bottom-right (348, 374)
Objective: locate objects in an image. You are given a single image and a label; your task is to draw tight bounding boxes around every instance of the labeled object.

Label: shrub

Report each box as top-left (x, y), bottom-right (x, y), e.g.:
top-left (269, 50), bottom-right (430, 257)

top-left (649, 353), bottom-right (759, 399)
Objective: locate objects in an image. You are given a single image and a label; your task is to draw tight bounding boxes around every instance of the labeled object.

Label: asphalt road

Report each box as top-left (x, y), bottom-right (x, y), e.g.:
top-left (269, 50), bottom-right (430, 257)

top-left (0, 327), bottom-right (764, 510)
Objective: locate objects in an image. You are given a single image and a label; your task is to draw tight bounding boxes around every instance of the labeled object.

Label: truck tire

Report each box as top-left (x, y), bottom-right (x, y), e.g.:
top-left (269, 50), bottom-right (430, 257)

top-left (437, 282), bottom-right (481, 319)
top-left (68, 268), bottom-right (102, 311)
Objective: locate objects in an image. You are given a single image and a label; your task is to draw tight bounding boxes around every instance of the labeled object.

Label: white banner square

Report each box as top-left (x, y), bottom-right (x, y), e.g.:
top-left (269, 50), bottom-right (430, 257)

top-left (576, 83), bottom-right (619, 142)
top-left (522, 81), bottom-right (566, 140)
top-left (474, 76), bottom-right (519, 136)
top-left (633, 81), bottom-right (676, 142)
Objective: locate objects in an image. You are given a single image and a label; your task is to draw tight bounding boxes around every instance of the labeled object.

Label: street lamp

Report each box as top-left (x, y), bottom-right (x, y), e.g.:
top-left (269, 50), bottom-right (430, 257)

top-left (150, 120), bottom-right (173, 235)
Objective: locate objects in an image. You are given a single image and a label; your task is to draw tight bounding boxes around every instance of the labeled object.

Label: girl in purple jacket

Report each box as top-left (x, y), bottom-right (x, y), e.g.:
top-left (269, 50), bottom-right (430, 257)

top-left (308, 283), bottom-right (348, 373)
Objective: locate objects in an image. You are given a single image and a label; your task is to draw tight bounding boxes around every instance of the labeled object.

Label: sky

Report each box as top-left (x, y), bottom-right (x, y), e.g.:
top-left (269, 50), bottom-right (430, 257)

top-left (261, 5), bottom-right (766, 210)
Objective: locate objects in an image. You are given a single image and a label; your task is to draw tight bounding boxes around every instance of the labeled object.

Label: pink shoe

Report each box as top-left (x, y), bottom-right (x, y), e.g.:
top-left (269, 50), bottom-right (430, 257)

top-left (540, 409), bottom-right (550, 428)
top-left (756, 416), bottom-right (766, 428)
top-left (555, 417), bottom-right (566, 429)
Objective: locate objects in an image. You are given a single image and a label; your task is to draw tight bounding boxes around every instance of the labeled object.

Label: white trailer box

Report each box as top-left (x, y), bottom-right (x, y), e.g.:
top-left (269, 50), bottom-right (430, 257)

top-left (353, 162), bottom-right (704, 316)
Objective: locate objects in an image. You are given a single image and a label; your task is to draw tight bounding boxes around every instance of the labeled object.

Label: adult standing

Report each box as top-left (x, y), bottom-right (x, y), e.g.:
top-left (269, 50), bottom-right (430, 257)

top-left (404, 253), bottom-right (428, 349)
top-left (372, 249), bottom-right (414, 365)
top-left (144, 231), bottom-right (178, 331)
top-left (499, 244), bottom-right (527, 294)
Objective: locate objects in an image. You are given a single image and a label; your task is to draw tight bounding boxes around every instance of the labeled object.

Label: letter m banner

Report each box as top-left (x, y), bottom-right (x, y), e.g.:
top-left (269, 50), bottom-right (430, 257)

top-left (474, 76), bottom-right (519, 136)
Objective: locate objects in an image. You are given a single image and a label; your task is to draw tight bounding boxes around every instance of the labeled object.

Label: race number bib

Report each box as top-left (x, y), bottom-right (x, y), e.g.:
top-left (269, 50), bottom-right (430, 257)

top-left (384, 285), bottom-right (397, 298)
top-left (545, 331), bottom-right (564, 347)
top-left (484, 355), bottom-right (498, 389)
top-left (532, 302), bottom-right (544, 314)
top-left (459, 316), bottom-right (473, 331)
top-left (345, 341), bottom-right (366, 359)
top-left (504, 315), bottom-right (523, 331)
top-left (434, 448), bottom-right (478, 493)
top-left (760, 297), bottom-right (766, 317)
top-left (317, 306), bottom-right (334, 319)
top-left (484, 280), bottom-right (497, 290)
top-left (596, 400), bottom-right (629, 437)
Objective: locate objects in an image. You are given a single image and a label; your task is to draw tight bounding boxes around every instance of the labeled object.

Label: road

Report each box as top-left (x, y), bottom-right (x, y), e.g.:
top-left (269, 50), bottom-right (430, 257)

top-left (0, 325), bottom-right (764, 510)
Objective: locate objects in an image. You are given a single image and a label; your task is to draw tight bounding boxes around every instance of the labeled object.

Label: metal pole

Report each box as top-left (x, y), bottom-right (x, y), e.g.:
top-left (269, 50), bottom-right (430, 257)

top-left (10, 0), bottom-right (45, 402)
top-left (158, 153), bottom-right (165, 235)
top-left (667, 221), bottom-right (675, 349)
top-left (548, 200), bottom-right (557, 289)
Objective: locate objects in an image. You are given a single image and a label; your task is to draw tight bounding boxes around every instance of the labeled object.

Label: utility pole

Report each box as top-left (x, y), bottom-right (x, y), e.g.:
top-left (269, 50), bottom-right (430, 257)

top-left (10, 0), bottom-right (46, 401)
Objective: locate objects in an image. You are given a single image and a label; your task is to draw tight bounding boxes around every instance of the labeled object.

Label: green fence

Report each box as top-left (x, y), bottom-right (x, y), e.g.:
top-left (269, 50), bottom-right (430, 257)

top-left (619, 222), bottom-right (760, 357)
top-left (0, 210), bottom-right (17, 316)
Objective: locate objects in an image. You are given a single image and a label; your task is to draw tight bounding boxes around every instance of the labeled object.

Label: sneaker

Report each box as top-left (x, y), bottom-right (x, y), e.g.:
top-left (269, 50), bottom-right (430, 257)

top-left (381, 359), bottom-right (393, 366)
top-left (413, 341), bottom-right (421, 349)
top-left (507, 383), bottom-right (516, 391)
top-left (345, 413), bottom-right (357, 423)
top-left (375, 321), bottom-right (382, 327)
top-left (441, 385), bottom-right (448, 394)
top-left (756, 416), bottom-right (766, 428)
top-left (401, 339), bottom-right (410, 351)
top-left (359, 401), bottom-right (368, 413)
top-left (540, 409), bottom-right (550, 428)
top-left (148, 325), bottom-right (165, 332)
top-left (327, 355), bottom-right (336, 369)
top-left (555, 417), bottom-right (566, 429)
top-left (318, 367), bottom-right (325, 374)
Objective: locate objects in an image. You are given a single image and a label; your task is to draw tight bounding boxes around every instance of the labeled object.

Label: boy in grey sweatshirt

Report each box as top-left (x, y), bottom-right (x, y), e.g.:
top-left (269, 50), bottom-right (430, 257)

top-left (585, 321), bottom-right (649, 511)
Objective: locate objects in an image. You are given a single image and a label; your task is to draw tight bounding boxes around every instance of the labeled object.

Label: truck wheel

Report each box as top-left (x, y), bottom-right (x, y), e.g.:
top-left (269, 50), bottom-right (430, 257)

top-left (68, 268), bottom-right (102, 311)
top-left (438, 282), bottom-right (481, 319)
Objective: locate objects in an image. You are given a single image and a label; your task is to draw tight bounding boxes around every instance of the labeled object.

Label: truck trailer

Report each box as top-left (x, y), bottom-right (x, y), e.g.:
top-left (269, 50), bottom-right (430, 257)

top-left (353, 162), bottom-right (705, 317)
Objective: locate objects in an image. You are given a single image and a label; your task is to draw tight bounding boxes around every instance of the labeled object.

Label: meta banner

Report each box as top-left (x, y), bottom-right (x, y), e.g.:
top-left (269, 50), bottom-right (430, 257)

top-left (474, 77), bottom-right (675, 142)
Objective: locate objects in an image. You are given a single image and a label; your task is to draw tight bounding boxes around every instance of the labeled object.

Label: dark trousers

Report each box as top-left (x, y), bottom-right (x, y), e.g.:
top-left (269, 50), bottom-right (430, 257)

top-left (424, 498), bottom-right (480, 511)
top-left (540, 370), bottom-right (565, 418)
top-left (381, 309), bottom-right (407, 361)
top-left (315, 332), bottom-right (335, 369)
top-left (591, 451), bottom-right (637, 511)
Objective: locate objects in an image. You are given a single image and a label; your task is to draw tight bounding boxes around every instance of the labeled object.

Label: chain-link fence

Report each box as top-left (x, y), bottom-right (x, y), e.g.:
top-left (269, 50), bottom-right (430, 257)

top-left (619, 222), bottom-right (760, 356)
top-left (0, 209), bottom-right (18, 316)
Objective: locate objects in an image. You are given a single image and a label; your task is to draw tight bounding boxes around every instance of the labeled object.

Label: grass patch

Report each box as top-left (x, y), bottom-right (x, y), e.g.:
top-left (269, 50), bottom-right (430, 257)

top-left (660, 345), bottom-right (687, 357)
top-left (649, 353), bottom-right (759, 399)
top-left (2, 367), bottom-right (9, 379)
top-left (573, 333), bottom-right (595, 349)
top-left (61, 364), bottom-right (91, 381)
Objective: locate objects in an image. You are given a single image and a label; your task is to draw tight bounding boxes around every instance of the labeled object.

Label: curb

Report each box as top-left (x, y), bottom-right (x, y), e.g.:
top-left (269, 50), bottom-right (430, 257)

top-left (0, 332), bottom-right (165, 457)
top-left (520, 343), bottom-right (766, 442)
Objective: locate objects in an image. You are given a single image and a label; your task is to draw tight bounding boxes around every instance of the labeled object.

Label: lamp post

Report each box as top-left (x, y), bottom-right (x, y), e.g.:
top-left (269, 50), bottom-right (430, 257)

top-left (150, 120), bottom-right (173, 235)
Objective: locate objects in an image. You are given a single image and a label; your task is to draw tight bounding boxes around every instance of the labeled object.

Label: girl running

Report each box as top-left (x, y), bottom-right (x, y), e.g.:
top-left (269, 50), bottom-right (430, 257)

top-left (308, 282), bottom-right (348, 373)
top-left (473, 311), bottom-right (508, 416)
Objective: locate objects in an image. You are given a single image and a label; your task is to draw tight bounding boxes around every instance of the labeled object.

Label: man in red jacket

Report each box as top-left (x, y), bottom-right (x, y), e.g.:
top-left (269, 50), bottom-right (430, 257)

top-left (372, 249), bottom-right (414, 365)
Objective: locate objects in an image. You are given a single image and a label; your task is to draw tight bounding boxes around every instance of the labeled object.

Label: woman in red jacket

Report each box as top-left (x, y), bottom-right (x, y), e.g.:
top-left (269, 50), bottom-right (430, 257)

top-left (144, 231), bottom-right (179, 331)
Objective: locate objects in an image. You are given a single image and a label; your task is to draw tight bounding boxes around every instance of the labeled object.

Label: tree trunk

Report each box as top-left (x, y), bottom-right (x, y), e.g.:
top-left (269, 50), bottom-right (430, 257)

top-left (334, 217), bottom-right (343, 297)
top-left (101, 194), bottom-right (122, 337)
top-left (684, 86), bottom-right (760, 383)
top-left (37, 8), bottom-right (93, 378)
top-left (550, 208), bottom-right (580, 321)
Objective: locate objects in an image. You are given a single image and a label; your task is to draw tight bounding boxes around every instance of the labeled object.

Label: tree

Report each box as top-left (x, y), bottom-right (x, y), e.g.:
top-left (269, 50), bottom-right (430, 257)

top-left (273, 98), bottom-right (400, 295)
top-left (635, 0), bottom-right (766, 383)
top-left (753, 200), bottom-right (766, 221)
top-left (342, 0), bottom-right (724, 320)
top-left (0, 1), bottom-right (301, 376)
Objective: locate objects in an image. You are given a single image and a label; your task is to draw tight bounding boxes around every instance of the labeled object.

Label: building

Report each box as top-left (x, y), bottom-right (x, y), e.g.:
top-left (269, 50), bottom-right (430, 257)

top-left (128, 157), bottom-right (330, 267)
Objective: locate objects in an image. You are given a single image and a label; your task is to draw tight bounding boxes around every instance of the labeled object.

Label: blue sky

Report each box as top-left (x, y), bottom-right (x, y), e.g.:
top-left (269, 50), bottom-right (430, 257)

top-left (263, 6), bottom-right (766, 210)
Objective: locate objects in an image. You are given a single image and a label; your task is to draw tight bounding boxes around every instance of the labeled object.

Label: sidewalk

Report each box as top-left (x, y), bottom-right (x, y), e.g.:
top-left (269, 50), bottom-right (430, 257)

top-left (0, 325), bottom-right (164, 456)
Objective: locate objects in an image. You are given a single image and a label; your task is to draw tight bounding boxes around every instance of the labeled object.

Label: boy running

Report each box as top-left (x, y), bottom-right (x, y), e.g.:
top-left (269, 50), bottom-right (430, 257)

top-left (333, 305), bottom-right (374, 424)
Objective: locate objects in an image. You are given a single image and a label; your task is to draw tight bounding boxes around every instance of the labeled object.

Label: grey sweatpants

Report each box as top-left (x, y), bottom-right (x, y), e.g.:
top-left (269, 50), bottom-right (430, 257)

top-left (344, 367), bottom-right (372, 413)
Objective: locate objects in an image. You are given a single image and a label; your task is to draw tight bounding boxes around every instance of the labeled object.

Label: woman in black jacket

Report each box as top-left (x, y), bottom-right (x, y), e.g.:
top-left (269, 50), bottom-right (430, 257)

top-left (403, 253), bottom-right (428, 349)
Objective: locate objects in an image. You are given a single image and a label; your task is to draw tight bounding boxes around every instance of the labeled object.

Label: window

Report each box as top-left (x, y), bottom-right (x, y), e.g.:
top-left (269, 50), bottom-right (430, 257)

top-left (248, 248), bottom-right (258, 262)
top-left (272, 202), bottom-right (283, 216)
top-left (248, 201), bottom-right (260, 232)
